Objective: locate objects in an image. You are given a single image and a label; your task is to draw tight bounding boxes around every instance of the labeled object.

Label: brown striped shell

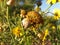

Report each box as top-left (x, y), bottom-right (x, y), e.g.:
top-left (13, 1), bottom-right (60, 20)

top-left (26, 11), bottom-right (43, 24)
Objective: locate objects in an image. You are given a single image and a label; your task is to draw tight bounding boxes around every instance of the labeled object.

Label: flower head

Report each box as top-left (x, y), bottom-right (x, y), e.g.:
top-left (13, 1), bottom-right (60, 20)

top-left (59, 0), bottom-right (60, 2)
top-left (53, 8), bottom-right (60, 20)
top-left (52, 26), bottom-right (56, 29)
top-left (47, 0), bottom-right (56, 4)
top-left (12, 27), bottom-right (20, 37)
top-left (52, 0), bottom-right (56, 4)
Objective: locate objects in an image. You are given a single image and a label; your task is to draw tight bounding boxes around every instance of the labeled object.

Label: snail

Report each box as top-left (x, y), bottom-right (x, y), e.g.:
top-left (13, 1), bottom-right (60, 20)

top-left (22, 18), bottom-right (30, 28)
top-left (6, 0), bottom-right (15, 6)
top-left (20, 10), bottom-right (43, 28)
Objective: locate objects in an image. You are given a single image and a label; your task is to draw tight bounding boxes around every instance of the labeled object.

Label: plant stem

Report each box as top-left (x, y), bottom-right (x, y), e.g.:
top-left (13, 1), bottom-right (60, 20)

top-left (7, 6), bottom-right (11, 31)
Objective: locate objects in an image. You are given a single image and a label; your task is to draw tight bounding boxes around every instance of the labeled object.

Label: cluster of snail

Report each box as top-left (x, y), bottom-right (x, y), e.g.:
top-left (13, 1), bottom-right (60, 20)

top-left (20, 9), bottom-right (44, 28)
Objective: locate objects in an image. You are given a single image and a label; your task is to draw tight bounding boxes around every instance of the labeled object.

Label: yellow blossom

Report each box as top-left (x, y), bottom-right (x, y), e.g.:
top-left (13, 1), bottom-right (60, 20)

top-left (47, 0), bottom-right (56, 4)
top-left (59, 0), bottom-right (60, 2)
top-left (54, 16), bottom-right (59, 20)
top-left (32, 27), bottom-right (35, 31)
top-left (12, 27), bottom-right (20, 37)
top-left (52, 0), bottom-right (56, 4)
top-left (20, 33), bottom-right (23, 36)
top-left (53, 8), bottom-right (60, 20)
top-left (52, 26), bottom-right (56, 29)
top-left (54, 8), bottom-right (60, 17)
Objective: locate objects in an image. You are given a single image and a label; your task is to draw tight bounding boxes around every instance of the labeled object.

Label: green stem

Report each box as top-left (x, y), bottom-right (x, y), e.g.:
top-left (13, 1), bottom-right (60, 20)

top-left (1, 1), bottom-right (2, 8)
top-left (7, 7), bottom-right (9, 21)
top-left (7, 7), bottom-right (11, 31)
top-left (4, 0), bottom-right (5, 6)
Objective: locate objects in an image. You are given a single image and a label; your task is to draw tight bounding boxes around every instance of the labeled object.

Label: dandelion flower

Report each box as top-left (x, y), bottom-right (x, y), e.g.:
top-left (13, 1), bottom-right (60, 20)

top-left (59, 0), bottom-right (60, 2)
top-left (54, 16), bottom-right (59, 20)
top-left (52, 0), bottom-right (56, 4)
top-left (47, 0), bottom-right (56, 4)
top-left (52, 26), bottom-right (56, 29)
top-left (53, 8), bottom-right (60, 20)
top-left (12, 27), bottom-right (20, 37)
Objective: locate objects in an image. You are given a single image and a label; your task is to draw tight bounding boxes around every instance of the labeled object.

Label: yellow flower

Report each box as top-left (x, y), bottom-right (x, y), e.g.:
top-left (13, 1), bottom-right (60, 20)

top-left (53, 8), bottom-right (60, 20)
top-left (32, 27), bottom-right (35, 31)
top-left (52, 26), bottom-right (56, 29)
top-left (20, 33), bottom-right (23, 36)
top-left (54, 16), bottom-right (59, 20)
top-left (59, 0), bottom-right (60, 2)
top-left (12, 27), bottom-right (20, 37)
top-left (47, 0), bottom-right (56, 4)
top-left (42, 29), bottom-right (49, 41)
top-left (52, 0), bottom-right (56, 4)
